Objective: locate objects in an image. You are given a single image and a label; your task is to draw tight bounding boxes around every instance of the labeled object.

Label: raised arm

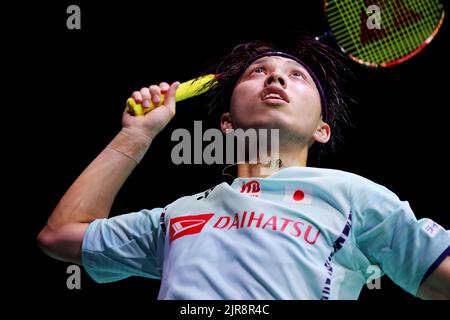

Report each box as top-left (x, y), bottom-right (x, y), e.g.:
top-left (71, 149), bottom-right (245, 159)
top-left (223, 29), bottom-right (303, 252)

top-left (37, 81), bottom-right (179, 264)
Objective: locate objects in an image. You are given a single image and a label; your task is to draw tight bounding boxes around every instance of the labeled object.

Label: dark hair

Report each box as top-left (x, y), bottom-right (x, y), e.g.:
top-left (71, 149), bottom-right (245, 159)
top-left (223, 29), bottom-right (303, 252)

top-left (202, 35), bottom-right (353, 166)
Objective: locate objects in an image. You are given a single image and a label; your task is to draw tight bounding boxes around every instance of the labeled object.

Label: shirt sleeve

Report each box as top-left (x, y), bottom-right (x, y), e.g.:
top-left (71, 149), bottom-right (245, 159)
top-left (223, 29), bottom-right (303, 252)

top-left (350, 177), bottom-right (450, 296)
top-left (81, 208), bottom-right (165, 283)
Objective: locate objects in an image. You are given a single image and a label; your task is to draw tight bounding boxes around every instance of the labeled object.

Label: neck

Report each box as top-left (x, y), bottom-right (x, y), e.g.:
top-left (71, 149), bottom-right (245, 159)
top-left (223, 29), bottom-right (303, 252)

top-left (237, 144), bottom-right (308, 178)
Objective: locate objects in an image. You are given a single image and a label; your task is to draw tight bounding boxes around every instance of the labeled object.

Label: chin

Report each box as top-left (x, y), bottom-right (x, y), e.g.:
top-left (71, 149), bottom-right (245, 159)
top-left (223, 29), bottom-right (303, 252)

top-left (231, 105), bottom-right (295, 131)
top-left (236, 117), bottom-right (280, 130)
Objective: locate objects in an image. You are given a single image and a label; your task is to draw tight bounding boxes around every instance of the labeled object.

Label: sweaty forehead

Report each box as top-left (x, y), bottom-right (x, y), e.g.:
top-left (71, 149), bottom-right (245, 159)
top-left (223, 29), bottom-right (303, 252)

top-left (245, 56), bottom-right (315, 83)
top-left (249, 56), bottom-right (304, 68)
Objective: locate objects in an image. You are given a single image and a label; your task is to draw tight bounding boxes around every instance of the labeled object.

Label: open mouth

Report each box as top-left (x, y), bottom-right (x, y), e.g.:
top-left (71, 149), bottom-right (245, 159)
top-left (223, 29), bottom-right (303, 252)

top-left (260, 87), bottom-right (289, 104)
top-left (262, 93), bottom-right (286, 101)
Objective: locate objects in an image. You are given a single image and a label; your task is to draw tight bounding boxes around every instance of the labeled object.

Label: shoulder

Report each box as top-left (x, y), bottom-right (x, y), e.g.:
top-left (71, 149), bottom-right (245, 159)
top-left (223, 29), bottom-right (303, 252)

top-left (163, 183), bottom-right (225, 210)
top-left (276, 166), bottom-right (382, 189)
top-left (309, 167), bottom-right (397, 198)
top-left (288, 166), bottom-right (401, 207)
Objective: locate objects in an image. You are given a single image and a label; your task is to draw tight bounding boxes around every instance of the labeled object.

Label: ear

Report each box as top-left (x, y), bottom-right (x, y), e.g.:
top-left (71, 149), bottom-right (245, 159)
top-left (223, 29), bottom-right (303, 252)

top-left (311, 121), bottom-right (331, 145)
top-left (220, 112), bottom-right (234, 133)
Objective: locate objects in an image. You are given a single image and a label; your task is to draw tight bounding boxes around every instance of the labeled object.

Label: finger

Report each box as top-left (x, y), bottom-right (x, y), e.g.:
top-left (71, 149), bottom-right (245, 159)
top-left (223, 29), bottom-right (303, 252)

top-left (159, 82), bottom-right (170, 94)
top-left (131, 91), bottom-right (142, 103)
top-left (164, 81), bottom-right (180, 113)
top-left (140, 87), bottom-right (151, 108)
top-left (149, 85), bottom-right (161, 105)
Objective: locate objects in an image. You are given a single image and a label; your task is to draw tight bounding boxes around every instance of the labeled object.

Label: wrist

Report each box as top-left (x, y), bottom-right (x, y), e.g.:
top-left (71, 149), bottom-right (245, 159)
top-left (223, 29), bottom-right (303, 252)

top-left (121, 126), bottom-right (156, 141)
top-left (107, 127), bottom-right (153, 164)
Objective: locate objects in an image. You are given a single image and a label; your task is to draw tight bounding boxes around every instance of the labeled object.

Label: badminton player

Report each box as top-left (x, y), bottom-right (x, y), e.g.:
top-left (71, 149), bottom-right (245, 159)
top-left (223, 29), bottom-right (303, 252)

top-left (37, 37), bottom-right (450, 299)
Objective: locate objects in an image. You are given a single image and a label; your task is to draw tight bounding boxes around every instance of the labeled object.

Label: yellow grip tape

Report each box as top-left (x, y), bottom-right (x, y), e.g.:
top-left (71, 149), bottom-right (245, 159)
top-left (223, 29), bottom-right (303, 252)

top-left (126, 74), bottom-right (216, 116)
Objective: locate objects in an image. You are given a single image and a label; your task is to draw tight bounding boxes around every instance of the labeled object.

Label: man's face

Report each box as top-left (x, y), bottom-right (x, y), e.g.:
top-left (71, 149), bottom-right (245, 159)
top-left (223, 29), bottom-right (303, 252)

top-left (228, 56), bottom-right (325, 144)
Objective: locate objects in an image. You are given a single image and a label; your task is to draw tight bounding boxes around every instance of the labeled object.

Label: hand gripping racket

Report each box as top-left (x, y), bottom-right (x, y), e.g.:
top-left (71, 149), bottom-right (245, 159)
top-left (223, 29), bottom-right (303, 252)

top-left (126, 74), bottom-right (216, 116)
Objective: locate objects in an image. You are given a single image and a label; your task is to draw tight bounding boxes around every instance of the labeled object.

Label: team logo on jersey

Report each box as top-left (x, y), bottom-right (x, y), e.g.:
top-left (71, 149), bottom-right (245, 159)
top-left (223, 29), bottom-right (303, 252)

top-left (213, 211), bottom-right (321, 245)
top-left (168, 211), bottom-right (321, 245)
top-left (240, 180), bottom-right (261, 197)
top-left (423, 220), bottom-right (442, 237)
top-left (283, 186), bottom-right (312, 204)
top-left (169, 213), bottom-right (214, 243)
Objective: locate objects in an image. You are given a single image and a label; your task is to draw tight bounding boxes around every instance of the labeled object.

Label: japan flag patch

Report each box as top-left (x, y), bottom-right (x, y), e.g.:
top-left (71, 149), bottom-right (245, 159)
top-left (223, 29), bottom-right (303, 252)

top-left (283, 186), bottom-right (312, 204)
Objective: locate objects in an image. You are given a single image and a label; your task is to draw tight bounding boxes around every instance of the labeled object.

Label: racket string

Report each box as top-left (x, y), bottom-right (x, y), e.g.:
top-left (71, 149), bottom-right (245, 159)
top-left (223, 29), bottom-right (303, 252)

top-left (326, 0), bottom-right (444, 67)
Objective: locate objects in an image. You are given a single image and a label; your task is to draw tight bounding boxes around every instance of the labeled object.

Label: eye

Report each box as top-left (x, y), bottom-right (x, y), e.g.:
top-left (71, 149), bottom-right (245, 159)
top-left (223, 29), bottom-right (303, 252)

top-left (252, 67), bottom-right (265, 74)
top-left (291, 70), bottom-right (306, 79)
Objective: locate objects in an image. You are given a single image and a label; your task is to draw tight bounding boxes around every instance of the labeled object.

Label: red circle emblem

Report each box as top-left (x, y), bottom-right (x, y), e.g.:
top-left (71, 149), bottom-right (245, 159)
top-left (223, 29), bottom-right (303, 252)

top-left (293, 190), bottom-right (305, 201)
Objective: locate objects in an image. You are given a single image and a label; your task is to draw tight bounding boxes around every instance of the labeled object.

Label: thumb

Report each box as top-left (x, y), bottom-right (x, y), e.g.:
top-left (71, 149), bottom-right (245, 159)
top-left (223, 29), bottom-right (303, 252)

top-left (164, 81), bottom-right (180, 113)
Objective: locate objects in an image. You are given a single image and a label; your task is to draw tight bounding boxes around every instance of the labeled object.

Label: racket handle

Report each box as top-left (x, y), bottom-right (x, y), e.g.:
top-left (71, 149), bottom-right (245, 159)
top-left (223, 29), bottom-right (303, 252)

top-left (126, 74), bottom-right (217, 116)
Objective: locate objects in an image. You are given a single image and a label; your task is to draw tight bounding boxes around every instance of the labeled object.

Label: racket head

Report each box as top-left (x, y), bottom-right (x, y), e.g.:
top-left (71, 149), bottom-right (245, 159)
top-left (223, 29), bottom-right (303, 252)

top-left (324, 0), bottom-right (445, 68)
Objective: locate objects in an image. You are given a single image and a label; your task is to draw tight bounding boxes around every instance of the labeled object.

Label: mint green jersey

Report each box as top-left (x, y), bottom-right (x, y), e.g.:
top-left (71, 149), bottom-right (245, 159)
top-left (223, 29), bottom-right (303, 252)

top-left (82, 167), bottom-right (450, 299)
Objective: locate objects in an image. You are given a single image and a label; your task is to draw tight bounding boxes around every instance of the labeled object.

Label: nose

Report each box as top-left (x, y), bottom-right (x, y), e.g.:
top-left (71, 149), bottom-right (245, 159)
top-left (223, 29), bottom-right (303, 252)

top-left (264, 73), bottom-right (286, 88)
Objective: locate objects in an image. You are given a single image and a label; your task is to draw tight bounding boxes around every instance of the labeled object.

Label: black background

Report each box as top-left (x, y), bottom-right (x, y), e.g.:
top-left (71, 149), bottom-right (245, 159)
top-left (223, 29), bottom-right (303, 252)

top-left (6, 0), bottom-right (450, 312)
